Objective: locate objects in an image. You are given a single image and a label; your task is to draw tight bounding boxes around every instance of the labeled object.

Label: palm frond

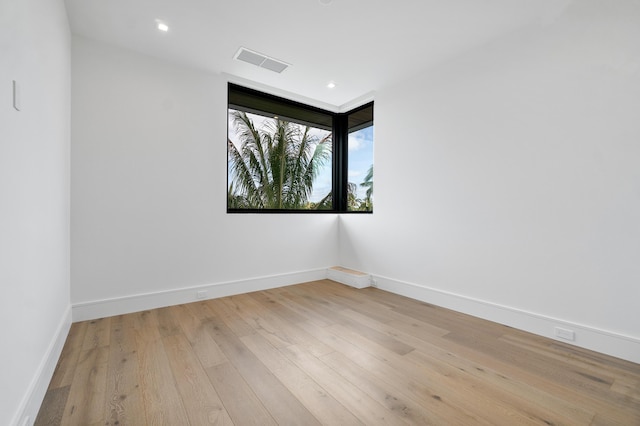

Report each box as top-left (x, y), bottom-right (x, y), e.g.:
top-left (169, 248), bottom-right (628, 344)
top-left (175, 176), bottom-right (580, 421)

top-left (228, 110), bottom-right (331, 209)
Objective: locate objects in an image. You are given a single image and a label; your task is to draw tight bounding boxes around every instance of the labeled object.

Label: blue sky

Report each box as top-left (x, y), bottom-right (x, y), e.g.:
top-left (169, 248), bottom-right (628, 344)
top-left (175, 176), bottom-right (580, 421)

top-left (348, 126), bottom-right (374, 200)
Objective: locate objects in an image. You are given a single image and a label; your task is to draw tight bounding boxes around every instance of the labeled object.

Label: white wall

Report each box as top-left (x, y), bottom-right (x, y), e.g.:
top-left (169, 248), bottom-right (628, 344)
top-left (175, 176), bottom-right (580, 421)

top-left (340, 0), bottom-right (640, 361)
top-left (0, 0), bottom-right (71, 424)
top-left (71, 37), bottom-right (339, 316)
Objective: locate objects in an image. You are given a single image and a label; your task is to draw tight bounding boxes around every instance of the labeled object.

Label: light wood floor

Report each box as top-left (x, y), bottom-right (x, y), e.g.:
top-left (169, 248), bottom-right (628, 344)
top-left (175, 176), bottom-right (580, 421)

top-left (36, 280), bottom-right (640, 425)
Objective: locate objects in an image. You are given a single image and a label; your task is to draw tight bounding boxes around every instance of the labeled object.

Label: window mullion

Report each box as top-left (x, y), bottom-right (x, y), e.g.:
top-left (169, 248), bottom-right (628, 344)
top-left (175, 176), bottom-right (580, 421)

top-left (333, 113), bottom-right (348, 212)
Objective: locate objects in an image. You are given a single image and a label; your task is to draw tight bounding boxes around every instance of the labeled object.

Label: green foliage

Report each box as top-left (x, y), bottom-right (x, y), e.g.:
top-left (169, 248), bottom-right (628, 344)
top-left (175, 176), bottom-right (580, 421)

top-left (347, 164), bottom-right (373, 212)
top-left (228, 110), bottom-right (332, 209)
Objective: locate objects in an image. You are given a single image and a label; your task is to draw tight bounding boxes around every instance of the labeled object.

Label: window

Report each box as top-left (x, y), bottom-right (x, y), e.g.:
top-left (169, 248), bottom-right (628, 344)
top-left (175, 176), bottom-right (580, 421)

top-left (227, 83), bottom-right (373, 213)
top-left (347, 104), bottom-right (374, 212)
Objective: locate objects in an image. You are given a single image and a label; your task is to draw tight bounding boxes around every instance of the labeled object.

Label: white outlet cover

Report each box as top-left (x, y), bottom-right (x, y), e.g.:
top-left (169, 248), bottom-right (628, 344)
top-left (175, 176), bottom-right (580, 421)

top-left (555, 327), bottom-right (575, 341)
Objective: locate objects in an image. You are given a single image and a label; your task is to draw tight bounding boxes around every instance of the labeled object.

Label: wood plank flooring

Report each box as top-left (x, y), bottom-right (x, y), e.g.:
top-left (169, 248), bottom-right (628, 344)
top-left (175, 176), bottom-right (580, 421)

top-left (36, 280), bottom-right (640, 425)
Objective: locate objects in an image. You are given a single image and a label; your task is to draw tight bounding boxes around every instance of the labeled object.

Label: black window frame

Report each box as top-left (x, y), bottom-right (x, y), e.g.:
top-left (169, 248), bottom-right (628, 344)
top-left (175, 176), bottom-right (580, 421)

top-left (227, 83), bottom-right (373, 214)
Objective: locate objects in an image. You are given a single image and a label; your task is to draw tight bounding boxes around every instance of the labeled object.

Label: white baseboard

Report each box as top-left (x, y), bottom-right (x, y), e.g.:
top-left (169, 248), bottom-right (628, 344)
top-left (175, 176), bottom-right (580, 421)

top-left (69, 268), bottom-right (640, 363)
top-left (12, 305), bottom-right (72, 426)
top-left (373, 274), bottom-right (640, 364)
top-left (72, 268), bottom-right (328, 322)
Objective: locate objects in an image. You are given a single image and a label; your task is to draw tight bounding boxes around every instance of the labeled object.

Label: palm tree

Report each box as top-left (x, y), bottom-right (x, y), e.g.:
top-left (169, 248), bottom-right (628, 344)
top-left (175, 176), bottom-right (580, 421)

top-left (227, 110), bottom-right (332, 209)
top-left (347, 165), bottom-right (374, 211)
top-left (346, 182), bottom-right (360, 211)
top-left (360, 164), bottom-right (373, 210)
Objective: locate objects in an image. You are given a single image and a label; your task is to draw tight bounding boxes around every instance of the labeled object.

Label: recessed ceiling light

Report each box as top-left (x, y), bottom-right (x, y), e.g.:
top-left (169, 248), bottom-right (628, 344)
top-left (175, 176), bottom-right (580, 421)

top-left (327, 81), bottom-right (336, 89)
top-left (157, 22), bottom-right (169, 32)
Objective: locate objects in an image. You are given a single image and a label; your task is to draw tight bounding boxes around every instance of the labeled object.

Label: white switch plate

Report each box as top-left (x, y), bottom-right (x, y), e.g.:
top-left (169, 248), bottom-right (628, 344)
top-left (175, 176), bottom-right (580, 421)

top-left (13, 80), bottom-right (21, 111)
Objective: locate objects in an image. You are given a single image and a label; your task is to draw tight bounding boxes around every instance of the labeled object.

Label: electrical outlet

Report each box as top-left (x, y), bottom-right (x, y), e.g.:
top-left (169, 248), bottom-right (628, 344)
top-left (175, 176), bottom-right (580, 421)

top-left (370, 278), bottom-right (378, 287)
top-left (555, 327), bottom-right (575, 341)
top-left (196, 290), bottom-right (207, 299)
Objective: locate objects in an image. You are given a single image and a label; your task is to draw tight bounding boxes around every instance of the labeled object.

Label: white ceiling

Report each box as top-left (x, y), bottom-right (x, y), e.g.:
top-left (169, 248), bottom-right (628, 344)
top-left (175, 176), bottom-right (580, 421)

top-left (64, 0), bottom-right (567, 110)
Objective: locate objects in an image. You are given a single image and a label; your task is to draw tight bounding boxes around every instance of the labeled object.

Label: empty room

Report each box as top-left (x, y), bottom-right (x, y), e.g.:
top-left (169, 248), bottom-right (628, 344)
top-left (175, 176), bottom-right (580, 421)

top-left (1, 0), bottom-right (639, 424)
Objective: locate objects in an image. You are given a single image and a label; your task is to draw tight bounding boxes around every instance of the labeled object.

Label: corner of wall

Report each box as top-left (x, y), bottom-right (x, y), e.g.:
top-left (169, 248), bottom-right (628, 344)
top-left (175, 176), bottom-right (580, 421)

top-left (12, 306), bottom-right (72, 426)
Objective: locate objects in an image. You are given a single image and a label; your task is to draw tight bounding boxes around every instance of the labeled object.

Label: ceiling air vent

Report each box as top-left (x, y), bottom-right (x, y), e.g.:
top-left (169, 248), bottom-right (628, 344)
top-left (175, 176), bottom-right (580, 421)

top-left (234, 47), bottom-right (289, 73)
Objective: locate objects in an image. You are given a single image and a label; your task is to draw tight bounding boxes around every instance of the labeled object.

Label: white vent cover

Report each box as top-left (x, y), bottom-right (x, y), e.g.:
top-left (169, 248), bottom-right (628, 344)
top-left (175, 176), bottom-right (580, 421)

top-left (234, 47), bottom-right (289, 73)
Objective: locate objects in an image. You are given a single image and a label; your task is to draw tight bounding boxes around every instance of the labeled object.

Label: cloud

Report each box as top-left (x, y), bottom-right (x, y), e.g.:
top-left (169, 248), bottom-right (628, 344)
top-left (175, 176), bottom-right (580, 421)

top-left (348, 133), bottom-right (365, 151)
top-left (348, 126), bottom-right (373, 151)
